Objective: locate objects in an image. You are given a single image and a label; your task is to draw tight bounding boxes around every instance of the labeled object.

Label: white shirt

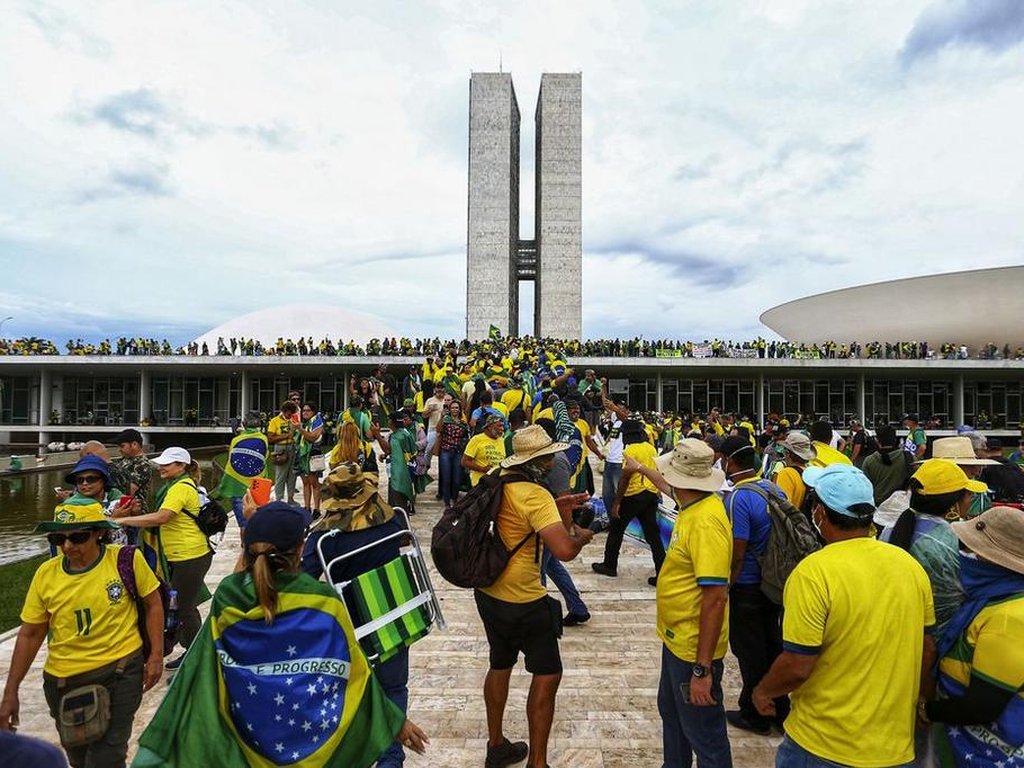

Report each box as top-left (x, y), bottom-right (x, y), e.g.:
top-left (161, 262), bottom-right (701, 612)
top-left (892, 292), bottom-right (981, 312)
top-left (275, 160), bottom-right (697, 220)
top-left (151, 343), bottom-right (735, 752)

top-left (605, 417), bottom-right (624, 463)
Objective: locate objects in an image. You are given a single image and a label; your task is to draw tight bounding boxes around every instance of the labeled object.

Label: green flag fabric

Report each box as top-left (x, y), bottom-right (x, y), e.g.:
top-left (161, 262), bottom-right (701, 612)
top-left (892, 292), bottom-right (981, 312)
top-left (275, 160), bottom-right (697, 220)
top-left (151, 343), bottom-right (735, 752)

top-left (133, 571), bottom-right (405, 768)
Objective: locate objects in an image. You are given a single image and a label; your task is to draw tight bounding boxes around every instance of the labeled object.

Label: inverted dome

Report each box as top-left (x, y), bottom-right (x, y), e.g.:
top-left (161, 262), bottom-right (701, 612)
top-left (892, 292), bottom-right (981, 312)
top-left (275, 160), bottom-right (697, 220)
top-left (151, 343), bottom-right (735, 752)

top-left (192, 304), bottom-right (397, 348)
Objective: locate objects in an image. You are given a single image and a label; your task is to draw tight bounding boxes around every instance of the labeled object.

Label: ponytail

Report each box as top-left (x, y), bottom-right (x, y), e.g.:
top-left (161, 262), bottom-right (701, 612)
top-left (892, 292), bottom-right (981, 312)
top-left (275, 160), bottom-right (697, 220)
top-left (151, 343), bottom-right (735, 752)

top-left (245, 542), bottom-right (300, 625)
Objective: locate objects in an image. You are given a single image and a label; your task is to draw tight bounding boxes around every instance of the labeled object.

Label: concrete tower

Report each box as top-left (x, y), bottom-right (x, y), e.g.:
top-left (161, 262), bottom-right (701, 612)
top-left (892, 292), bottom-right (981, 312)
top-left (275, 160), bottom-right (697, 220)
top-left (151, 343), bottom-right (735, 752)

top-left (466, 72), bottom-right (582, 340)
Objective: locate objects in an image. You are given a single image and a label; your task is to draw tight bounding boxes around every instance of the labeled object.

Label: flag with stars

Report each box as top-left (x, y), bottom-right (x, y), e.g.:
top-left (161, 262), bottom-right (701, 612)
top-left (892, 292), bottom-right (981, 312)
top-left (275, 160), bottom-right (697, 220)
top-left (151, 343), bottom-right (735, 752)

top-left (133, 571), bottom-right (405, 767)
top-left (215, 429), bottom-right (270, 500)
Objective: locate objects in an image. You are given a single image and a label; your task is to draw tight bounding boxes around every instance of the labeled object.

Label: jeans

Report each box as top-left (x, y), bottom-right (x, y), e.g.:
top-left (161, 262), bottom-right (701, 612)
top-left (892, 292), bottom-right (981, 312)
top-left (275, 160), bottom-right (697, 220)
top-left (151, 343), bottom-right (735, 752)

top-left (425, 429), bottom-right (437, 458)
top-left (43, 653), bottom-right (144, 768)
top-left (541, 549), bottom-right (588, 617)
top-left (373, 648), bottom-right (410, 767)
top-left (168, 550), bottom-right (213, 650)
top-left (438, 449), bottom-right (463, 507)
top-left (775, 735), bottom-right (913, 768)
top-left (729, 583), bottom-right (788, 726)
top-left (602, 461), bottom-right (622, 517)
top-left (272, 453), bottom-right (296, 503)
top-left (602, 491), bottom-right (666, 572)
top-left (230, 496), bottom-right (245, 530)
top-left (658, 646), bottom-right (732, 768)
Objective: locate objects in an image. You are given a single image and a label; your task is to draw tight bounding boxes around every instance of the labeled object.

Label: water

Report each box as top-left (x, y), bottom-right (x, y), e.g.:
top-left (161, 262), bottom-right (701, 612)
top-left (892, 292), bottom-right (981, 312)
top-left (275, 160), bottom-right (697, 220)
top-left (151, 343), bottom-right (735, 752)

top-left (0, 458), bottom-right (221, 566)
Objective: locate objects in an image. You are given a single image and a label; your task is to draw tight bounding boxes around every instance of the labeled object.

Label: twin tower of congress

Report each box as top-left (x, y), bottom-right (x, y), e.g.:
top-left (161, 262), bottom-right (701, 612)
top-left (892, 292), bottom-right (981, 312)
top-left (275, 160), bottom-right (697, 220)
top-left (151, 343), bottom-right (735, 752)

top-left (466, 73), bottom-right (582, 341)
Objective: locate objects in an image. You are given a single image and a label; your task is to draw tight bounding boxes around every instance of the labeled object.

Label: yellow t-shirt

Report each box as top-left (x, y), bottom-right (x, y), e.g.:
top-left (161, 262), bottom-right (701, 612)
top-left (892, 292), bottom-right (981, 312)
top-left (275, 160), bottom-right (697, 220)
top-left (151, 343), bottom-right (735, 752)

top-left (156, 479), bottom-right (209, 561)
top-left (782, 538), bottom-right (936, 767)
top-left (809, 441), bottom-right (852, 468)
top-left (501, 389), bottom-right (527, 415)
top-left (576, 419), bottom-right (591, 460)
top-left (479, 478), bottom-right (562, 604)
top-left (623, 442), bottom-right (659, 496)
top-left (21, 545), bottom-right (160, 677)
top-left (656, 494), bottom-right (732, 663)
top-left (266, 414), bottom-right (292, 443)
top-left (463, 433), bottom-right (507, 486)
top-left (775, 466), bottom-right (807, 510)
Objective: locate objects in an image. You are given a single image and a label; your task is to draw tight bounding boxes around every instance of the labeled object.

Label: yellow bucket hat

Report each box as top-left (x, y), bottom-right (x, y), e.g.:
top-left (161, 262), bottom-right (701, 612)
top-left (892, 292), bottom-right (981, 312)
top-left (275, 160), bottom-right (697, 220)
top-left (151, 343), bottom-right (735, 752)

top-left (911, 458), bottom-right (988, 496)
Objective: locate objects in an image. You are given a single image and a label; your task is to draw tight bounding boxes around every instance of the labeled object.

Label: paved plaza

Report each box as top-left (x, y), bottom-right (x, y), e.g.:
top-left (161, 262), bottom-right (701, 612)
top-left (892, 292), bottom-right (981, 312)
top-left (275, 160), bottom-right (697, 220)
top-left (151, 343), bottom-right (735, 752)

top-left (1, 462), bottom-right (781, 767)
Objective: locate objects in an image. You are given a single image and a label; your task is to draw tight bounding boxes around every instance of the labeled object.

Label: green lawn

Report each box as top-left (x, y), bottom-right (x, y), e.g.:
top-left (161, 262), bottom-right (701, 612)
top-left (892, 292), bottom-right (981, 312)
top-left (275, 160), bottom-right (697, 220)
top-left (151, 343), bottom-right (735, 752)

top-left (0, 555), bottom-right (46, 633)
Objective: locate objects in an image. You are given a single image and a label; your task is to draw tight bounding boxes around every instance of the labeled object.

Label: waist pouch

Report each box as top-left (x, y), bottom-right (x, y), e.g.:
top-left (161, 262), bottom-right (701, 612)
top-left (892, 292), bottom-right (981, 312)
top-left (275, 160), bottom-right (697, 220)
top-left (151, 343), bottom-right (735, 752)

top-left (58, 683), bottom-right (111, 748)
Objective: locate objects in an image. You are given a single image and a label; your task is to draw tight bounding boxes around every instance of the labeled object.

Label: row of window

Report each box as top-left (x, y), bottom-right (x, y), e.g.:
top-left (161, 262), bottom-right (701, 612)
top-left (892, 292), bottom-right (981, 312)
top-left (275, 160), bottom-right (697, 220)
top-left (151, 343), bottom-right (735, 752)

top-left (1, 374), bottom-right (1021, 429)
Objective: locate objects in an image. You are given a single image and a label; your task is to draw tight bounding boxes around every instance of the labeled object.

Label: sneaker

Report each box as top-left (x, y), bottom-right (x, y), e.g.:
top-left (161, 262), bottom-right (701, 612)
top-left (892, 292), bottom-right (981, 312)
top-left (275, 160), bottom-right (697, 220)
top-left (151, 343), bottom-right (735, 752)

top-left (485, 737), bottom-right (528, 767)
top-left (591, 562), bottom-right (617, 577)
top-left (726, 709), bottom-right (771, 736)
top-left (563, 611), bottom-right (591, 626)
top-left (647, 576), bottom-right (657, 587)
top-left (164, 654), bottom-right (185, 670)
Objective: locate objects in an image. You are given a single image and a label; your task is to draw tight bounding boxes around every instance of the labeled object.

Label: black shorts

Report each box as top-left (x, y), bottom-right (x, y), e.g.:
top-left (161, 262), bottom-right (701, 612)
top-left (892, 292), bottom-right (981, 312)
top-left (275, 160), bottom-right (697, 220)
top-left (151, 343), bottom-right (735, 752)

top-left (473, 591), bottom-right (563, 675)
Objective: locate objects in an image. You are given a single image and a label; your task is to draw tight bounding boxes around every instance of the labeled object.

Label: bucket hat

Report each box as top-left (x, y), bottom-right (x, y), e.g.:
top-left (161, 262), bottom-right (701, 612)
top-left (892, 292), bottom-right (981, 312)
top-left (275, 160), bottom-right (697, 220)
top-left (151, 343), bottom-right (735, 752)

top-left (926, 437), bottom-right (998, 467)
top-left (499, 425), bottom-right (568, 468)
top-left (64, 455), bottom-right (112, 486)
top-left (316, 462), bottom-right (396, 532)
top-left (655, 438), bottom-right (725, 492)
top-left (951, 506), bottom-right (1024, 576)
top-left (782, 432), bottom-right (817, 462)
top-left (911, 459), bottom-right (988, 495)
top-left (36, 500), bottom-right (120, 532)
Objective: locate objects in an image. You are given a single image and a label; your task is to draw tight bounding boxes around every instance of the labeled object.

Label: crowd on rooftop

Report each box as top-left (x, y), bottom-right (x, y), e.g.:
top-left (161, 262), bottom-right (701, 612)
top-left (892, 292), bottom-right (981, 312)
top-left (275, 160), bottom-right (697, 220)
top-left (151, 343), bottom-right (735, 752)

top-left (2, 333), bottom-right (1024, 360)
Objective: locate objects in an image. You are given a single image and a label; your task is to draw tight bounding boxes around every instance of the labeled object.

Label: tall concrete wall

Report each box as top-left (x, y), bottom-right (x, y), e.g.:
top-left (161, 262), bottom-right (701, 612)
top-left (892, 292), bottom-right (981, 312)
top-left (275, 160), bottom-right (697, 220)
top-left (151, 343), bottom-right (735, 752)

top-left (534, 73), bottom-right (582, 339)
top-left (466, 73), bottom-right (520, 340)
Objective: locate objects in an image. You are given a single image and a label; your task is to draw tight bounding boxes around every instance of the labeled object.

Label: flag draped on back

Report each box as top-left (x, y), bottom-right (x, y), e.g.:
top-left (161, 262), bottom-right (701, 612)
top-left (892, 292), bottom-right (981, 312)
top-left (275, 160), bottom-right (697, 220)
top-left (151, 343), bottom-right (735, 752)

top-left (133, 571), bottom-right (405, 768)
top-left (216, 430), bottom-right (269, 500)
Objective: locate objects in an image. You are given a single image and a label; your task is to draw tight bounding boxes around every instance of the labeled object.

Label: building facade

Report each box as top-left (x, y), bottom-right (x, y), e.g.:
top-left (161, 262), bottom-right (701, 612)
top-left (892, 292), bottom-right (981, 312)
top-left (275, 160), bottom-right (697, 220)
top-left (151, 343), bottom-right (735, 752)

top-left (466, 72), bottom-right (582, 340)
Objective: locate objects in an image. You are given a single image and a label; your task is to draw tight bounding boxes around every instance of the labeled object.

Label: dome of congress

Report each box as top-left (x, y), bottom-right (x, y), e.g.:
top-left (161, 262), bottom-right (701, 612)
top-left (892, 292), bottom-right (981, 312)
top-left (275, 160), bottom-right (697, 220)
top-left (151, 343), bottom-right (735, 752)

top-left (192, 304), bottom-right (396, 348)
top-left (760, 266), bottom-right (1024, 349)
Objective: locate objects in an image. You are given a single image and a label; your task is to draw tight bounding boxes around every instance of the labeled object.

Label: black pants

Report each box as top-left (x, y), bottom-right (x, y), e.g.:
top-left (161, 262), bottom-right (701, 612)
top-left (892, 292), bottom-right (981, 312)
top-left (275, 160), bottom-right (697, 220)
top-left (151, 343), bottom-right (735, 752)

top-left (602, 490), bottom-right (665, 572)
top-left (729, 583), bottom-right (790, 725)
top-left (43, 653), bottom-right (143, 768)
top-left (168, 550), bottom-right (213, 650)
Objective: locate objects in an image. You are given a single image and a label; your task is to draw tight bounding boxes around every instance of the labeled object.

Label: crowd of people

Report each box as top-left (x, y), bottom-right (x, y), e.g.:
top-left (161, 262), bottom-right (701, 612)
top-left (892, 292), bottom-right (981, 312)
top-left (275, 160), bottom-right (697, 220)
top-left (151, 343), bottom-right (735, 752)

top-left (1, 338), bottom-right (1023, 767)
top-left (3, 333), bottom-right (1024, 360)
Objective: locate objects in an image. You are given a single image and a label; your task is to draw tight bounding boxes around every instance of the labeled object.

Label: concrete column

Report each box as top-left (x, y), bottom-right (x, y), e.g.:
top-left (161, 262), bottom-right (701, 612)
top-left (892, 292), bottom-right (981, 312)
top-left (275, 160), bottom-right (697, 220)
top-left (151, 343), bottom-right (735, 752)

top-left (240, 370), bottom-right (250, 418)
top-left (342, 369), bottom-right (349, 410)
top-left (857, 373), bottom-right (866, 424)
top-left (38, 370), bottom-right (51, 456)
top-left (954, 374), bottom-right (965, 428)
top-left (656, 372), bottom-right (663, 413)
top-left (139, 370), bottom-right (151, 425)
top-left (756, 373), bottom-right (765, 428)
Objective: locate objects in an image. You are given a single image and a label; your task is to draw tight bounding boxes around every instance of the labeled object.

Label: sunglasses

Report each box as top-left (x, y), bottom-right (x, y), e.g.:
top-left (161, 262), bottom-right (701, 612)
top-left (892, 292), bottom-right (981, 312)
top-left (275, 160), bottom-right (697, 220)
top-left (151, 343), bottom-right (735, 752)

top-left (47, 531), bottom-right (93, 546)
top-left (74, 475), bottom-right (104, 485)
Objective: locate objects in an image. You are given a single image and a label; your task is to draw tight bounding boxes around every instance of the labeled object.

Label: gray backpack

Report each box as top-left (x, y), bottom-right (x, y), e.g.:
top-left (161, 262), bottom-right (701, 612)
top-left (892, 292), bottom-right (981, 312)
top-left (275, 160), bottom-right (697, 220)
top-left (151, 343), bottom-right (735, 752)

top-left (730, 482), bottom-right (821, 604)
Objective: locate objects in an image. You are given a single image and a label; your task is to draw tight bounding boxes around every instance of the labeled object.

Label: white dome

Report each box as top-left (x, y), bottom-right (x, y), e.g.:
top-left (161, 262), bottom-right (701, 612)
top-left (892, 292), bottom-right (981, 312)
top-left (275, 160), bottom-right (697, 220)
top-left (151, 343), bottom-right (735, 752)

top-left (192, 304), bottom-right (397, 348)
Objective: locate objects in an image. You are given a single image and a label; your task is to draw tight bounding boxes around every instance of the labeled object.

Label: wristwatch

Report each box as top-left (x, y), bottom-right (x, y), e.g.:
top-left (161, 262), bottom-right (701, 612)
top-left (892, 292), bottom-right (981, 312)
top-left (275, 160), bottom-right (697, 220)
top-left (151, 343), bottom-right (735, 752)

top-left (691, 663), bottom-right (709, 679)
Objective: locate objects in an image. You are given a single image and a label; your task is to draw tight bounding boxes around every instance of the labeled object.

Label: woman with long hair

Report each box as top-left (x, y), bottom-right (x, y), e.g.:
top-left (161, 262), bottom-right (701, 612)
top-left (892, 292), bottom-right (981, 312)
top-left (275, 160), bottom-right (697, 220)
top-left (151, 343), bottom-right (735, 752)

top-left (297, 402), bottom-right (325, 516)
top-left (881, 459), bottom-right (987, 631)
top-left (436, 401), bottom-right (470, 510)
top-left (330, 421), bottom-right (364, 469)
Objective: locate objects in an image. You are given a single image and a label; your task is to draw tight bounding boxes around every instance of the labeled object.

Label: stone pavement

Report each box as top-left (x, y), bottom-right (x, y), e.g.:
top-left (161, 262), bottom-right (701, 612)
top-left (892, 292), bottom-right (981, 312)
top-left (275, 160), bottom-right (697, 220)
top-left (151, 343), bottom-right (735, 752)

top-left (1, 461), bottom-right (782, 767)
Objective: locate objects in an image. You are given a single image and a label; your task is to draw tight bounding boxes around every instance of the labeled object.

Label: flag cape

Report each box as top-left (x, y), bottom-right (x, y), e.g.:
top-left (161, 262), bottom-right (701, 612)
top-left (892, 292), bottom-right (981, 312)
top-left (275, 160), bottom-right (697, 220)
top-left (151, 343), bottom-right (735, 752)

top-left (216, 430), bottom-right (269, 499)
top-left (133, 571), bottom-right (404, 768)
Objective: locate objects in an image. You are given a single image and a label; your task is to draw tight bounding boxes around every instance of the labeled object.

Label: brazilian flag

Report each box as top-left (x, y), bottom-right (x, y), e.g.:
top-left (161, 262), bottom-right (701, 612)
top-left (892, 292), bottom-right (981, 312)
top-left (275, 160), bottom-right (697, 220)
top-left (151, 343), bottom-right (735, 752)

top-left (133, 572), bottom-right (405, 767)
top-left (215, 429), bottom-right (269, 500)
top-left (488, 324), bottom-right (502, 340)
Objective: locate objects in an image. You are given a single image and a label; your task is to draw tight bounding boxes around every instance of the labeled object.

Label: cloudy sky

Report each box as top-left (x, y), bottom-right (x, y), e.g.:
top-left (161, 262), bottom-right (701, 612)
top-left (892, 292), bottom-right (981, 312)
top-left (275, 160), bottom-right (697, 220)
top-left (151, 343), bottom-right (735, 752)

top-left (1, 0), bottom-right (1023, 346)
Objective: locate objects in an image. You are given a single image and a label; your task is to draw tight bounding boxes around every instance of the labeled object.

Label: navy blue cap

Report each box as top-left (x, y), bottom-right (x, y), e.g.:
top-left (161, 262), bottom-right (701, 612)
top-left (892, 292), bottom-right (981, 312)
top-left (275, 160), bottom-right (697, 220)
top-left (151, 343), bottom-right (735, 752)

top-left (245, 501), bottom-right (311, 551)
top-left (65, 455), bottom-right (112, 485)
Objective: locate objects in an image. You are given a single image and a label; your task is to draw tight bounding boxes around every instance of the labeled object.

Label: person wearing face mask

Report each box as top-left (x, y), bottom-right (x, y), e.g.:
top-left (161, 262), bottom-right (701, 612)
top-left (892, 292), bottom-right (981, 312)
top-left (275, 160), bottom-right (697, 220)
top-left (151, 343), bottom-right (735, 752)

top-left (753, 464), bottom-right (936, 768)
top-left (881, 459), bottom-right (988, 633)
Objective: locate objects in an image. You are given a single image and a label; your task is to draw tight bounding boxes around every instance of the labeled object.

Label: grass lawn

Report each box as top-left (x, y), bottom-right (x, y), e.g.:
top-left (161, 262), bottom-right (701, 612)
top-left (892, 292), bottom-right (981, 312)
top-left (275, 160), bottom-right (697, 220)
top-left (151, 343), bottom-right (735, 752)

top-left (0, 555), bottom-right (46, 634)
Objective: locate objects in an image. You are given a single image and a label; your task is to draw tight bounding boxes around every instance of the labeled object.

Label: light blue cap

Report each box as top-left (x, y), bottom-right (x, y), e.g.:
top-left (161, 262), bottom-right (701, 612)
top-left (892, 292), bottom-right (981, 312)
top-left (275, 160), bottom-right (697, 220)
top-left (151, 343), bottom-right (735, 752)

top-left (801, 464), bottom-right (875, 519)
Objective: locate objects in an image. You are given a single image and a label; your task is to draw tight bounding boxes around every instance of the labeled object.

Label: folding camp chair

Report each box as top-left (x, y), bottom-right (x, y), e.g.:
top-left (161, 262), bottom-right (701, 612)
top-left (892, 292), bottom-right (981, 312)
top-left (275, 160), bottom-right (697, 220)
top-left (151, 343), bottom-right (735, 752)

top-left (316, 507), bottom-right (445, 666)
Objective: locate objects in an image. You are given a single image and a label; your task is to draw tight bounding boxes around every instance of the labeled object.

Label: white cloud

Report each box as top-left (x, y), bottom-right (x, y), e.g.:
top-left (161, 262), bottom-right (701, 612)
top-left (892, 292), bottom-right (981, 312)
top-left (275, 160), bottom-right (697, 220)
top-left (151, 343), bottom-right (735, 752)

top-left (0, 0), bottom-right (1022, 345)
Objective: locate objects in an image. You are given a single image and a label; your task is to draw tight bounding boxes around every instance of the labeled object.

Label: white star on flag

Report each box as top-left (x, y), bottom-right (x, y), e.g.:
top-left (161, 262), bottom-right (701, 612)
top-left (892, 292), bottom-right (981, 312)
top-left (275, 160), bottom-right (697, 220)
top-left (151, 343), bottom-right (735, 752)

top-left (307, 684), bottom-right (318, 695)
top-left (292, 753), bottom-right (299, 760)
top-left (275, 743), bottom-right (284, 753)
top-left (285, 677), bottom-right (294, 686)
top-left (274, 693), bottom-right (285, 705)
top-left (320, 719), bottom-right (330, 731)
top-left (274, 714), bottom-right (281, 722)
top-left (287, 645), bottom-right (297, 656)
top-left (302, 721), bottom-right (312, 732)
top-left (247, 683), bottom-right (257, 696)
top-left (288, 718), bottom-right (295, 726)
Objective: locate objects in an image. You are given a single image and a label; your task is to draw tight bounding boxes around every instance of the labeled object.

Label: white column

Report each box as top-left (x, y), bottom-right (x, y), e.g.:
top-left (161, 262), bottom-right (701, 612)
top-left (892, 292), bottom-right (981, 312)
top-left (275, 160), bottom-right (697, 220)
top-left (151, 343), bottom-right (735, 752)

top-left (857, 373), bottom-right (866, 424)
top-left (756, 373), bottom-right (765, 428)
top-left (240, 370), bottom-right (250, 418)
top-left (139, 370), bottom-right (151, 425)
top-left (38, 370), bottom-right (52, 455)
top-left (655, 372), bottom-right (663, 412)
top-left (954, 374), bottom-right (965, 428)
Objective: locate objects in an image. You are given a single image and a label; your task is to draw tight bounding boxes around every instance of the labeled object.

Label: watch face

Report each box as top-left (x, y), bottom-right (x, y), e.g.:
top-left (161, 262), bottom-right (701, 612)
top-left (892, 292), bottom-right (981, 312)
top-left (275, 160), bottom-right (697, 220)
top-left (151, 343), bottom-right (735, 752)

top-left (692, 664), bottom-right (708, 678)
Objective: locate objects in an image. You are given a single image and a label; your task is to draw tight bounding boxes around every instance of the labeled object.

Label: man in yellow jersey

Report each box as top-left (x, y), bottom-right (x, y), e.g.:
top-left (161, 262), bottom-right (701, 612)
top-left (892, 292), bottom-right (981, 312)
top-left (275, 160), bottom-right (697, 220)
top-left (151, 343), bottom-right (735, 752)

top-left (808, 421), bottom-right (852, 468)
top-left (473, 427), bottom-right (593, 768)
top-left (462, 416), bottom-right (507, 486)
top-left (266, 401), bottom-right (299, 503)
top-left (753, 464), bottom-right (936, 768)
top-left (644, 438), bottom-right (732, 768)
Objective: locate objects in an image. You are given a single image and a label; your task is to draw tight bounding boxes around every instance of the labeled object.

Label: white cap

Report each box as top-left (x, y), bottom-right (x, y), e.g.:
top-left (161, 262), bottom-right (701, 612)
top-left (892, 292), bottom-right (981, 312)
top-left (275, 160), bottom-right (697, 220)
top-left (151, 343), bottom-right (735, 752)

top-left (152, 447), bottom-right (192, 465)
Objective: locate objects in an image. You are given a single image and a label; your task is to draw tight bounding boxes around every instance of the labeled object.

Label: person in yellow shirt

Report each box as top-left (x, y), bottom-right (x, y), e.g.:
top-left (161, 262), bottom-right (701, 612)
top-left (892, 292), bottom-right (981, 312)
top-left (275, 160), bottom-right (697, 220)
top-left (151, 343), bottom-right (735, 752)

top-left (1, 504), bottom-right (163, 767)
top-left (461, 416), bottom-right (507, 485)
top-left (266, 401), bottom-right (299, 504)
top-left (808, 421), bottom-right (852, 467)
top-left (775, 432), bottom-right (817, 511)
top-left (753, 464), bottom-right (936, 768)
top-left (592, 420), bottom-right (665, 585)
top-left (630, 438), bottom-right (732, 767)
top-left (114, 447), bottom-right (211, 668)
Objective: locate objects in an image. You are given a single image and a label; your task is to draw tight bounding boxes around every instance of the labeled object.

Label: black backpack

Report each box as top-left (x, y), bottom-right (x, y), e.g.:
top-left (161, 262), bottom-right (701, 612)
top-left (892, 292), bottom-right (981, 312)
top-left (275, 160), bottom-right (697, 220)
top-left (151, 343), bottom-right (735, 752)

top-left (117, 546), bottom-right (178, 658)
top-left (430, 470), bottom-right (533, 588)
top-left (179, 480), bottom-right (228, 538)
top-left (729, 481), bottom-right (822, 604)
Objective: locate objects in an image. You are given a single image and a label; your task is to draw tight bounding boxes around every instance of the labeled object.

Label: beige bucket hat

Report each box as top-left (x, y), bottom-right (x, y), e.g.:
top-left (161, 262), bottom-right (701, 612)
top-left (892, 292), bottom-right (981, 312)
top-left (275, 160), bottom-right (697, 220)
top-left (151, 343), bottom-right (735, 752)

top-left (500, 425), bottom-right (569, 468)
top-left (926, 436), bottom-right (999, 466)
top-left (951, 506), bottom-right (1024, 576)
top-left (655, 438), bottom-right (725, 492)
top-left (782, 432), bottom-right (817, 462)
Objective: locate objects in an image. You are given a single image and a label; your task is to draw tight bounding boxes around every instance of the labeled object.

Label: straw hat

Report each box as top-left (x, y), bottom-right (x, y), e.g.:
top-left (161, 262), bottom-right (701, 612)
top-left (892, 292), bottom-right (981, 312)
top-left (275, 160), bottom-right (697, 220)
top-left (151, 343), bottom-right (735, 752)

top-left (926, 436), bottom-right (998, 466)
top-left (499, 425), bottom-right (569, 468)
top-left (782, 432), bottom-right (817, 462)
top-left (655, 438), bottom-right (725, 492)
top-left (952, 506), bottom-right (1024, 576)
